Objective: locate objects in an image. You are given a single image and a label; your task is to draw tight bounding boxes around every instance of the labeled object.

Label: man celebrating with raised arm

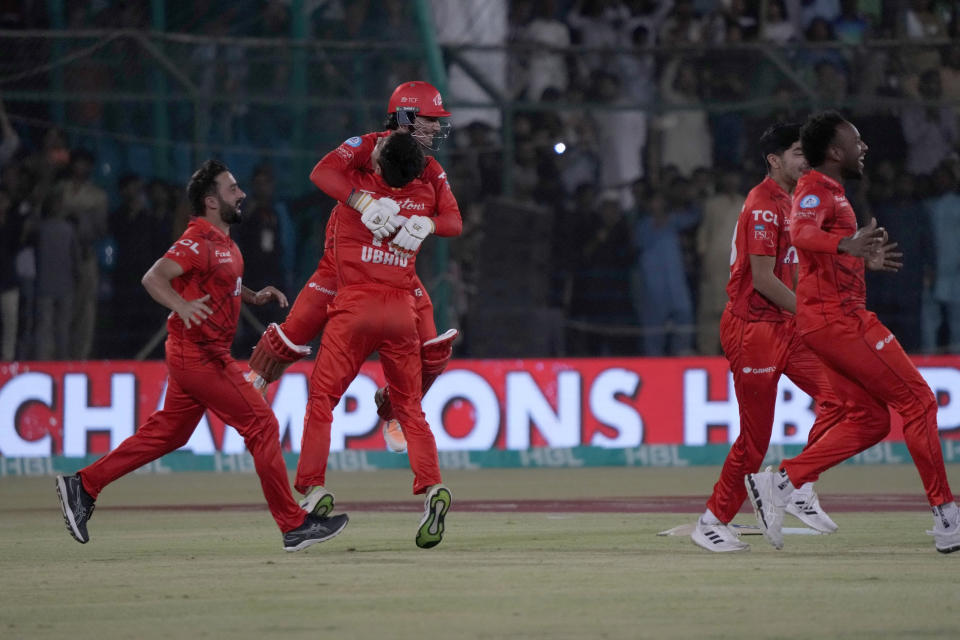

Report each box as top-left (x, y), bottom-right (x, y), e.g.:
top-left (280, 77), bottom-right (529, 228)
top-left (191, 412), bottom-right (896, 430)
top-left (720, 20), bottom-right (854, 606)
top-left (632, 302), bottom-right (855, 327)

top-left (56, 160), bottom-right (348, 553)
top-left (746, 111), bottom-right (959, 553)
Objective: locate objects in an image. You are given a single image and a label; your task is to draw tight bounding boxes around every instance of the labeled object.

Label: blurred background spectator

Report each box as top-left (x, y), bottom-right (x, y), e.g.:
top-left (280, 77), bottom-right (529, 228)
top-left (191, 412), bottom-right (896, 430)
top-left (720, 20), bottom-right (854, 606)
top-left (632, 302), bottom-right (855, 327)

top-left (0, 0), bottom-right (957, 361)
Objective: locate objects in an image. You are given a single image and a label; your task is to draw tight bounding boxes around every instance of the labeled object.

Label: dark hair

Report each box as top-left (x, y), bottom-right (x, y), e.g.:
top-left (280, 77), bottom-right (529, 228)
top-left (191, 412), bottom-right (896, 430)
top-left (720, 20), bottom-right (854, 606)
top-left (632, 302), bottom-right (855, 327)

top-left (759, 122), bottom-right (802, 171)
top-left (378, 132), bottom-right (424, 188)
top-left (800, 110), bottom-right (846, 168)
top-left (187, 159), bottom-right (228, 215)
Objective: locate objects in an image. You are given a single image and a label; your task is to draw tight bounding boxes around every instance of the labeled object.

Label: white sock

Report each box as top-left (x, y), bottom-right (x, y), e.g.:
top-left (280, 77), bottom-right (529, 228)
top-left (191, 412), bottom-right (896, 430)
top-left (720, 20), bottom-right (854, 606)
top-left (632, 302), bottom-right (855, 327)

top-left (702, 508), bottom-right (722, 525)
top-left (932, 501), bottom-right (959, 530)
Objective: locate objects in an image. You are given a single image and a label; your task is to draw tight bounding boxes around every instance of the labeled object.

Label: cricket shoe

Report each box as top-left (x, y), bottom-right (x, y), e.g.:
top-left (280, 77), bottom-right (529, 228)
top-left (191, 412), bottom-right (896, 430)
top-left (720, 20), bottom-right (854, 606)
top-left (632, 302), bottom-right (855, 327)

top-left (299, 486), bottom-right (336, 517)
top-left (416, 484), bottom-right (451, 549)
top-left (282, 513), bottom-right (349, 552)
top-left (56, 474), bottom-right (96, 544)
top-left (691, 518), bottom-right (750, 552)
top-left (786, 484), bottom-right (838, 533)
top-left (745, 468), bottom-right (792, 550)
top-left (382, 419), bottom-right (408, 453)
top-left (927, 504), bottom-right (960, 554)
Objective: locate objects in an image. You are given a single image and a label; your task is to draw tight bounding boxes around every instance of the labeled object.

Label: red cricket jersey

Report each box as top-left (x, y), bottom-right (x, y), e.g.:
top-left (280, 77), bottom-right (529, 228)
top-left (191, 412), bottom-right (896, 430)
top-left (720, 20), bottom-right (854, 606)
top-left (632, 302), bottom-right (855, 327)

top-left (163, 217), bottom-right (244, 355)
top-left (725, 176), bottom-right (797, 322)
top-left (788, 169), bottom-right (864, 334)
top-left (312, 131), bottom-right (461, 253)
top-left (330, 169), bottom-right (437, 290)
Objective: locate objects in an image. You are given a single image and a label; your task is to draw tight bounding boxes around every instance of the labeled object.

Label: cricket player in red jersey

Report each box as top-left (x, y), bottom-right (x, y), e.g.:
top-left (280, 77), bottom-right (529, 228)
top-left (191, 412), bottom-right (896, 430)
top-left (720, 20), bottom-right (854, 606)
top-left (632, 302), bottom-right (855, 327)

top-left (246, 81), bottom-right (461, 454)
top-left (55, 160), bottom-right (349, 553)
top-left (746, 111), bottom-right (960, 553)
top-left (693, 123), bottom-right (844, 552)
top-left (294, 131), bottom-right (451, 549)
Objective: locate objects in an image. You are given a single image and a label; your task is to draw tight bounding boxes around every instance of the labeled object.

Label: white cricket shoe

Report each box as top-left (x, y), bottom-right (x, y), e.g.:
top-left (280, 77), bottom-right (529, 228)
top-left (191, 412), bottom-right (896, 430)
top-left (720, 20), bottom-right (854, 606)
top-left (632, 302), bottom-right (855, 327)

top-left (786, 484), bottom-right (839, 533)
top-left (299, 486), bottom-right (335, 517)
top-left (745, 469), bottom-right (791, 550)
top-left (691, 518), bottom-right (750, 552)
top-left (928, 505), bottom-right (960, 554)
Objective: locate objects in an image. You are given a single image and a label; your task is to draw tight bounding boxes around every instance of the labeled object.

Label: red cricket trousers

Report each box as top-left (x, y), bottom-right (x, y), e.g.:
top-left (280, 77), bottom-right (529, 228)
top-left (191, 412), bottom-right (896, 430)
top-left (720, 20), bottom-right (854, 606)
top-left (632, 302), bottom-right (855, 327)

top-left (294, 284), bottom-right (442, 495)
top-left (707, 310), bottom-right (843, 523)
top-left (79, 345), bottom-right (307, 532)
top-left (281, 256), bottom-right (437, 346)
top-left (782, 309), bottom-right (954, 507)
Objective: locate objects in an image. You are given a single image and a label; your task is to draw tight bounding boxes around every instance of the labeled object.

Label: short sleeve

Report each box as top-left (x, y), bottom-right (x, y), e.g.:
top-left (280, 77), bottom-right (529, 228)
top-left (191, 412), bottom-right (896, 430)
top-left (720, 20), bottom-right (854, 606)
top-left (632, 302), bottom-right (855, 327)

top-left (164, 233), bottom-right (205, 274)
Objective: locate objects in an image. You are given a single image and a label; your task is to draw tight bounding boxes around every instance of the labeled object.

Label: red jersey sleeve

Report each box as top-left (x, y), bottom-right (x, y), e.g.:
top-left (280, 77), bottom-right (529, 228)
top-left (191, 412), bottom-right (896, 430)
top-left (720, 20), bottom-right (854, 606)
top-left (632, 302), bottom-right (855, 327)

top-left (164, 232), bottom-right (207, 274)
top-left (422, 158), bottom-right (462, 237)
top-left (790, 184), bottom-right (845, 253)
top-left (309, 132), bottom-right (382, 202)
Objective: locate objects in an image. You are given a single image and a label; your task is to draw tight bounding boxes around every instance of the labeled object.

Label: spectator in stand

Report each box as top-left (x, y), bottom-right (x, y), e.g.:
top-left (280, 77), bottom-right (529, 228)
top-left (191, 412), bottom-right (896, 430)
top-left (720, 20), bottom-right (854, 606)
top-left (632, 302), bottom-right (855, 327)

top-left (866, 170), bottom-right (934, 352)
top-left (792, 0), bottom-right (841, 29)
top-left (658, 0), bottom-right (704, 44)
top-left (519, 0), bottom-right (571, 101)
top-left (696, 169), bottom-right (745, 355)
top-left (900, 68), bottom-right (958, 176)
top-left (633, 185), bottom-right (700, 355)
top-left (52, 148), bottom-right (107, 360)
top-left (796, 17), bottom-right (849, 87)
top-left (567, 0), bottom-right (631, 82)
top-left (654, 56), bottom-right (713, 177)
top-left (760, 0), bottom-right (798, 44)
top-left (593, 71), bottom-right (647, 207)
top-left (0, 188), bottom-right (20, 360)
top-left (567, 189), bottom-right (637, 355)
top-left (832, 0), bottom-right (871, 44)
top-left (2, 161), bottom-right (37, 360)
top-left (35, 191), bottom-right (79, 360)
top-left (898, 0), bottom-right (950, 72)
top-left (704, 0), bottom-right (758, 43)
top-left (0, 99), bottom-right (20, 170)
top-left (923, 160), bottom-right (960, 353)
top-left (110, 174), bottom-right (171, 358)
top-left (941, 43), bottom-right (960, 119)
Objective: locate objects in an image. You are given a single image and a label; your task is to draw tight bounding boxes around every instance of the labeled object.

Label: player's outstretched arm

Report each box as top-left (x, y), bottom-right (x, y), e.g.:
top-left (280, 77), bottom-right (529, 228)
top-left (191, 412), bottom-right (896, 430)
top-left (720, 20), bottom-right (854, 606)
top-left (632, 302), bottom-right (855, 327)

top-left (242, 285), bottom-right (289, 307)
top-left (141, 257), bottom-right (212, 329)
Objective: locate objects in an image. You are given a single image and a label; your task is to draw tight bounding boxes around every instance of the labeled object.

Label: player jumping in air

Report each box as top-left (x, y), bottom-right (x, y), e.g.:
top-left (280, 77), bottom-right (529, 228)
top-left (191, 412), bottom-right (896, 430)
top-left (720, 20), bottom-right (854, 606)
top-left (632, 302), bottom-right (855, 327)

top-left (245, 81), bottom-right (461, 455)
top-left (294, 131), bottom-right (451, 548)
top-left (55, 160), bottom-right (348, 553)
top-left (746, 111), bottom-right (960, 553)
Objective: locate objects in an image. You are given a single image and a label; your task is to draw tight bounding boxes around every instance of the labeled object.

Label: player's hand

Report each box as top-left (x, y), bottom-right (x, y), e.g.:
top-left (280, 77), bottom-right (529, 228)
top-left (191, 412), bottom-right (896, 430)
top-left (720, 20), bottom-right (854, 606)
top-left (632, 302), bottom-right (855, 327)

top-left (865, 241), bottom-right (903, 273)
top-left (176, 294), bottom-right (212, 329)
top-left (838, 218), bottom-right (885, 258)
top-left (389, 215), bottom-right (434, 257)
top-left (350, 192), bottom-right (402, 240)
top-left (251, 286), bottom-right (289, 307)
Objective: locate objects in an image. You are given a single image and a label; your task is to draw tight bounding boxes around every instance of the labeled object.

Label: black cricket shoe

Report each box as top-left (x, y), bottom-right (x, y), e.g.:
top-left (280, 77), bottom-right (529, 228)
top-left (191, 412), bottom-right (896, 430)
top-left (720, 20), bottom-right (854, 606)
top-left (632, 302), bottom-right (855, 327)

top-left (56, 474), bottom-right (96, 543)
top-left (283, 513), bottom-right (349, 552)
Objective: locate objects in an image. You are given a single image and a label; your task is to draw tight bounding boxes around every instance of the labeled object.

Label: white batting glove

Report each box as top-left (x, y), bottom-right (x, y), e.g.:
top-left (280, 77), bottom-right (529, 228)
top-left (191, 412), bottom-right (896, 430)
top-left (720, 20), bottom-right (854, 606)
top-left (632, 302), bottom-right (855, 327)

top-left (389, 215), bottom-right (434, 256)
top-left (349, 192), bottom-right (403, 240)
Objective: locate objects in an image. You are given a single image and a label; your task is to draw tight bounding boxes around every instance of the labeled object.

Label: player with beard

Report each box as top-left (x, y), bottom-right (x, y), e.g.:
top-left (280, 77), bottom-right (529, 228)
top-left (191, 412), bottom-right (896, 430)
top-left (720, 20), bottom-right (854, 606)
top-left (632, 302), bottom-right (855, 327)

top-left (692, 123), bottom-right (845, 553)
top-left (55, 160), bottom-right (349, 553)
top-left (745, 111), bottom-right (960, 553)
top-left (244, 81), bottom-right (461, 455)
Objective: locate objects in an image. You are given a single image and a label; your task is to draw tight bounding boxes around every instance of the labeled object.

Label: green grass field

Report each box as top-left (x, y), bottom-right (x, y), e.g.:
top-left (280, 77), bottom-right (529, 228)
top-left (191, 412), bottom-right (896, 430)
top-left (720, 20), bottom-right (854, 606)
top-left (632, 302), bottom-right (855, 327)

top-left (2, 466), bottom-right (958, 639)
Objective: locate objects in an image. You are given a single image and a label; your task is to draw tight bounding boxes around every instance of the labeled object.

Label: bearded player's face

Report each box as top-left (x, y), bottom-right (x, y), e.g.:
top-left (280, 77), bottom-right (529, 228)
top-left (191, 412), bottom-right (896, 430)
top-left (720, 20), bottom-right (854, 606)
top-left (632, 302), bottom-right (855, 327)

top-left (213, 171), bottom-right (245, 224)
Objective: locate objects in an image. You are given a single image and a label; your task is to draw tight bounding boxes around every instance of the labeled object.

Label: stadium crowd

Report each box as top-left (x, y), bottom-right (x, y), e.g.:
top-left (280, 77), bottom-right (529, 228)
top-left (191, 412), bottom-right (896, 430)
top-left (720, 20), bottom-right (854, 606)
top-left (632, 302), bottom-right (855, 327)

top-left (0, 0), bottom-right (959, 360)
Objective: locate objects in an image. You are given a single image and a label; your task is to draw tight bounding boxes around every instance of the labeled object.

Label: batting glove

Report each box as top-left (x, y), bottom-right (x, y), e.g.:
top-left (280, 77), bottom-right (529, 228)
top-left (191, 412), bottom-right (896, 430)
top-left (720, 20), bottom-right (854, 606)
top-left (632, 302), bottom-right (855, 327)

top-left (390, 215), bottom-right (434, 256)
top-left (349, 192), bottom-right (403, 240)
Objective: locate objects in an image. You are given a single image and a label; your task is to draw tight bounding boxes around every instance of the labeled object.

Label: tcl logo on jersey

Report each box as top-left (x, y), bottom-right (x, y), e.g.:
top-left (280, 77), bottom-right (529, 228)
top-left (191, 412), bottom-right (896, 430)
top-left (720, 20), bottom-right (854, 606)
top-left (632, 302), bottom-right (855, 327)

top-left (361, 246), bottom-right (409, 267)
top-left (875, 334), bottom-right (895, 350)
top-left (395, 198), bottom-right (426, 211)
top-left (751, 209), bottom-right (779, 226)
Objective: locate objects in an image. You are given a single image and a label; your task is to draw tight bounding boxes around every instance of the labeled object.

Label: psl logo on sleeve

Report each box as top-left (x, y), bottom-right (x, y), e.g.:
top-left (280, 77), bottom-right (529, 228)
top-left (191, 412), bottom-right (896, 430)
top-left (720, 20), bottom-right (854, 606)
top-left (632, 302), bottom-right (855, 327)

top-left (799, 195), bottom-right (820, 208)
